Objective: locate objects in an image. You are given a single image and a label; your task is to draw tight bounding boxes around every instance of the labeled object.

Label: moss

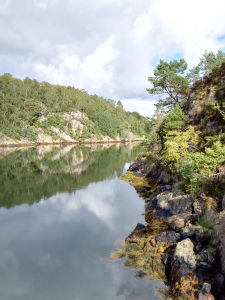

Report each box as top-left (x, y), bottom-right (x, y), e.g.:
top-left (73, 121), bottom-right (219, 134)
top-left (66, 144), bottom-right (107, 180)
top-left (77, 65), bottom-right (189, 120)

top-left (120, 171), bottom-right (155, 188)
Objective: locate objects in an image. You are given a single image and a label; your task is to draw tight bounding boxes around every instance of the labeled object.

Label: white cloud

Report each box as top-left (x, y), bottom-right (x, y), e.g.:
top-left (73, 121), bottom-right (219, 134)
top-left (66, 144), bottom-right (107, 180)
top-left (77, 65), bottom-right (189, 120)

top-left (33, 0), bottom-right (56, 9)
top-left (35, 36), bottom-right (118, 95)
top-left (0, 0), bottom-right (10, 14)
top-left (1, 0), bottom-right (225, 116)
top-left (121, 98), bottom-right (157, 117)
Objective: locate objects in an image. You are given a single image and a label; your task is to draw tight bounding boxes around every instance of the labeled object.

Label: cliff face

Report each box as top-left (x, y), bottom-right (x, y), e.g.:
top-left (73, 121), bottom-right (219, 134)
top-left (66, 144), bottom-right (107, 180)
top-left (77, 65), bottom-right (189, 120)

top-left (187, 62), bottom-right (225, 147)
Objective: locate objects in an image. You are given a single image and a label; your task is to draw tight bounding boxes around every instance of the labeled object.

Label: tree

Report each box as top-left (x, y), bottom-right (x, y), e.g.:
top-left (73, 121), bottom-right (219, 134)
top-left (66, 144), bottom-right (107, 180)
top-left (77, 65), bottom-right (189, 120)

top-left (147, 59), bottom-right (189, 110)
top-left (198, 50), bottom-right (225, 75)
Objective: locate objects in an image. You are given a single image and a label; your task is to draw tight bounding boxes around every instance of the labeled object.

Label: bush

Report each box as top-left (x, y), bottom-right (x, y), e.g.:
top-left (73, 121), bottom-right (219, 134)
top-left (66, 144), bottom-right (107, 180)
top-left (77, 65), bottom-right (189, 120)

top-left (161, 126), bottom-right (198, 172)
top-left (180, 141), bottom-right (225, 195)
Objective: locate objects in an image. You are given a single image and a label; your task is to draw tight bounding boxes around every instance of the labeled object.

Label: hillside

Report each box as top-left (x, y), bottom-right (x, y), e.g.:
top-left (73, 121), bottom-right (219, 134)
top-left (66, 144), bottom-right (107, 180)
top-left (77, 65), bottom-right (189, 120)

top-left (0, 74), bottom-right (150, 145)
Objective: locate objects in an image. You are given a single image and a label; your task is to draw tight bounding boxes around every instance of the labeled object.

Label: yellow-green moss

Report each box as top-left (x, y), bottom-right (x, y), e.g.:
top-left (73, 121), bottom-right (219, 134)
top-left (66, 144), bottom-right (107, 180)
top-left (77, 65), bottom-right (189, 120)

top-left (120, 171), bottom-right (155, 188)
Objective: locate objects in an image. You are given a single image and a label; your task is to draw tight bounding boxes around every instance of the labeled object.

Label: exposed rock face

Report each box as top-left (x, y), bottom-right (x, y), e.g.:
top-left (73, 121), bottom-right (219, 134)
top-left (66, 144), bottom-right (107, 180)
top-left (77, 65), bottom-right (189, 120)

top-left (174, 238), bottom-right (196, 269)
top-left (155, 231), bottom-right (181, 246)
top-left (222, 193), bottom-right (225, 210)
top-left (193, 198), bottom-right (206, 216)
top-left (187, 63), bottom-right (225, 140)
top-left (167, 213), bottom-right (193, 231)
top-left (128, 161), bottom-right (161, 178)
top-left (198, 283), bottom-right (215, 300)
top-left (214, 211), bottom-right (225, 275)
top-left (156, 192), bottom-right (192, 215)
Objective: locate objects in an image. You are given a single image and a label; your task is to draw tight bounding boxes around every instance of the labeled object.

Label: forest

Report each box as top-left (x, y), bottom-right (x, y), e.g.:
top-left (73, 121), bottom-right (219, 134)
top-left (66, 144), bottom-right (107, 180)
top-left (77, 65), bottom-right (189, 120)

top-left (0, 74), bottom-right (150, 142)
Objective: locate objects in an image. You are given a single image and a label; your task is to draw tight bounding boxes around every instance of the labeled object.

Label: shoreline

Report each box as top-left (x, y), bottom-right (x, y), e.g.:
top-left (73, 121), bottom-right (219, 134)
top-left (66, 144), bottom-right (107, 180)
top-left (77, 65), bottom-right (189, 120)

top-left (116, 161), bottom-right (225, 300)
top-left (0, 139), bottom-right (146, 148)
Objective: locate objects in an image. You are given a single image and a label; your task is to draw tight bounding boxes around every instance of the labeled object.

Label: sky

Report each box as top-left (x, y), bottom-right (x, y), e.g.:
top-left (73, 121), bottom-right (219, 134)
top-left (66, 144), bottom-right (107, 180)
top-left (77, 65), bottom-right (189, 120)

top-left (1, 0), bottom-right (225, 116)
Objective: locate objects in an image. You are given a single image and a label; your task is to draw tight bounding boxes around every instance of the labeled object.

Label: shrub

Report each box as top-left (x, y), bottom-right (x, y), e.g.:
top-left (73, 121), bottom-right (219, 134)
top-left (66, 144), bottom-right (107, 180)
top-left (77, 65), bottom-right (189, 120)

top-left (180, 141), bottom-right (225, 195)
top-left (161, 126), bottom-right (198, 172)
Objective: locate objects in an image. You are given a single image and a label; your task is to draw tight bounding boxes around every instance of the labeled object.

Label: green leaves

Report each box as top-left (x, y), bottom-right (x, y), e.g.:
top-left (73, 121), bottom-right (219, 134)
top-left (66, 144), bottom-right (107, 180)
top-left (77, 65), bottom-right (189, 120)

top-left (180, 141), bottom-right (225, 195)
top-left (147, 59), bottom-right (189, 109)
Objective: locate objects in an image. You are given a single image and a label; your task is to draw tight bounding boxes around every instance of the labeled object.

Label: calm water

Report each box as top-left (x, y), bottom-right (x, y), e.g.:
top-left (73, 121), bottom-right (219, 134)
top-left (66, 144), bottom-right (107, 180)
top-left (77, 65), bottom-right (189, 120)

top-left (0, 144), bottom-right (166, 300)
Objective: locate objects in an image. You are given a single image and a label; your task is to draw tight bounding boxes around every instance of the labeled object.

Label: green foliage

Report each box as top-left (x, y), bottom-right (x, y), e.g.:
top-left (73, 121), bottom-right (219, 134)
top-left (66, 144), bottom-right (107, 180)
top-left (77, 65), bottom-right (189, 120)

top-left (180, 141), bottom-right (225, 195)
top-left (0, 144), bottom-right (144, 208)
top-left (197, 217), bottom-right (215, 230)
top-left (0, 74), bottom-right (150, 141)
top-left (197, 50), bottom-right (225, 75)
top-left (161, 104), bottom-right (188, 136)
top-left (147, 59), bottom-right (189, 109)
top-left (161, 126), bottom-right (198, 172)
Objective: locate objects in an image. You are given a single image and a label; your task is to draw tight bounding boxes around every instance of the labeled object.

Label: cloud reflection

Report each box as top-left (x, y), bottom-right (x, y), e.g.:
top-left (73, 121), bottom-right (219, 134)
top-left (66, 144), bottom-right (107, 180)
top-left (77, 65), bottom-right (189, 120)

top-left (41, 180), bottom-right (119, 228)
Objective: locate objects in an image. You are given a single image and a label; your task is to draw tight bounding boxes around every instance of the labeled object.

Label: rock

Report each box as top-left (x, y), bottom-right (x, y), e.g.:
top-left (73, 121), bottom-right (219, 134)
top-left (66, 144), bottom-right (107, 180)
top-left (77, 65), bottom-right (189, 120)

top-left (174, 238), bottom-right (196, 269)
top-left (198, 283), bottom-right (215, 300)
top-left (155, 231), bottom-right (181, 246)
top-left (134, 223), bottom-right (145, 231)
top-left (181, 226), bottom-right (195, 239)
top-left (193, 198), bottom-right (206, 216)
top-left (167, 213), bottom-right (193, 231)
top-left (160, 184), bottom-right (172, 192)
top-left (170, 238), bottom-right (198, 299)
top-left (222, 193), bottom-right (225, 210)
top-left (212, 273), bottom-right (224, 296)
top-left (156, 192), bottom-right (192, 215)
top-left (195, 228), bottom-right (211, 244)
top-left (197, 249), bottom-right (215, 266)
top-left (128, 223), bottom-right (146, 243)
top-left (157, 171), bottom-right (173, 185)
top-left (128, 162), bottom-right (161, 179)
top-left (213, 211), bottom-right (225, 275)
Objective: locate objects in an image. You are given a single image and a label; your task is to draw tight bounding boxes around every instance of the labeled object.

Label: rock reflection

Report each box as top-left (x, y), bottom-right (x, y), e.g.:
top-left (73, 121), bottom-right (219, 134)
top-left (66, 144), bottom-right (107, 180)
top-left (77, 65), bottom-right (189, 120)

top-left (0, 143), bottom-right (142, 208)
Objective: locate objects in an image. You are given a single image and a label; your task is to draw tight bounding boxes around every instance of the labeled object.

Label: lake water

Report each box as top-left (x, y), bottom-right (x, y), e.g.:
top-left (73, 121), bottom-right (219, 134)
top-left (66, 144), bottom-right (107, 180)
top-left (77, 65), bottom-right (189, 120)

top-left (0, 144), bottom-right (166, 300)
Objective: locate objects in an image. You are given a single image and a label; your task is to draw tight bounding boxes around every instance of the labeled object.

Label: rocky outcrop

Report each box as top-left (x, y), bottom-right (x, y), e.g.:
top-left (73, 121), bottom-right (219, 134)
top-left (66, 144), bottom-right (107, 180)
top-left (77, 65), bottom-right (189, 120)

top-left (214, 211), bottom-right (225, 275)
top-left (118, 168), bottom-right (225, 299)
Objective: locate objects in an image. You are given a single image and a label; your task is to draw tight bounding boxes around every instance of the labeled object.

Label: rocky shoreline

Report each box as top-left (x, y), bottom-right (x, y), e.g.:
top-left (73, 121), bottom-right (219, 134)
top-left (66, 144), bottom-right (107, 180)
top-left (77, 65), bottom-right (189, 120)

top-left (114, 161), bottom-right (225, 300)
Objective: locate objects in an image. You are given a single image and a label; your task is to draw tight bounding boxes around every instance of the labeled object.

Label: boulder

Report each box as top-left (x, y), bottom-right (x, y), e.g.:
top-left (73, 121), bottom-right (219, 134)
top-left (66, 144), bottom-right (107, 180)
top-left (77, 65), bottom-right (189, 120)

top-left (198, 283), bottom-right (215, 300)
top-left (170, 238), bottom-right (198, 299)
top-left (155, 231), bottom-right (181, 246)
top-left (156, 192), bottom-right (192, 216)
top-left (174, 238), bottom-right (196, 269)
top-left (167, 213), bottom-right (193, 231)
top-left (157, 170), bottom-right (173, 185)
top-left (129, 162), bottom-right (161, 179)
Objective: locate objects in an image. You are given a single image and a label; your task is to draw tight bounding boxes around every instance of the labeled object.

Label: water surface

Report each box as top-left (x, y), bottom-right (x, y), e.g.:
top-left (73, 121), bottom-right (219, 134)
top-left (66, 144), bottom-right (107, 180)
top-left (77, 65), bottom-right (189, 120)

top-left (0, 144), bottom-right (166, 300)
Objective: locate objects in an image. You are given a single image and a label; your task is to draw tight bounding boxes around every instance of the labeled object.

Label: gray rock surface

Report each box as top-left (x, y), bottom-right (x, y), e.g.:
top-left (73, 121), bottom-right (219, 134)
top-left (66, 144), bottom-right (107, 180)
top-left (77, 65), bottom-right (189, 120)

top-left (213, 211), bottom-right (225, 275)
top-left (222, 193), bottom-right (225, 210)
top-left (156, 192), bottom-right (192, 215)
top-left (174, 238), bottom-right (196, 269)
top-left (167, 213), bottom-right (193, 231)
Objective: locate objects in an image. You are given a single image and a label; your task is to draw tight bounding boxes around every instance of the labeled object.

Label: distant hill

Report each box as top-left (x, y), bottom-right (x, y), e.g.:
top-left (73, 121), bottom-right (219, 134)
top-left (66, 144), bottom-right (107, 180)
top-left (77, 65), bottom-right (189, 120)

top-left (0, 74), bottom-right (150, 145)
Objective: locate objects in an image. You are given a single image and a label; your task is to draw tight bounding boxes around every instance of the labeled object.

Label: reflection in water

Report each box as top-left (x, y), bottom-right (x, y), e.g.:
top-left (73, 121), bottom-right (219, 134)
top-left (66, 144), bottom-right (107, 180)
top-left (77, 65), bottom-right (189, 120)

top-left (0, 143), bottom-right (167, 300)
top-left (0, 143), bottom-right (141, 208)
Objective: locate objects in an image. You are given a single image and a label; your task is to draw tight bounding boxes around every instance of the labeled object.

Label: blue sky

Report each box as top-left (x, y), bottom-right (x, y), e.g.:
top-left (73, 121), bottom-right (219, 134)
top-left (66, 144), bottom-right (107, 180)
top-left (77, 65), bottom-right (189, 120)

top-left (1, 0), bottom-right (225, 116)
